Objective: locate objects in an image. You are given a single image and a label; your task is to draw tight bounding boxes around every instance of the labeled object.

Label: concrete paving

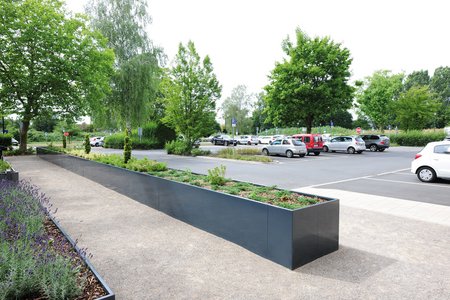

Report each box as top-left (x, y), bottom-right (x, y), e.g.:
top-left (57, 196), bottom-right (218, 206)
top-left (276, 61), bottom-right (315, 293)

top-left (6, 156), bottom-right (450, 300)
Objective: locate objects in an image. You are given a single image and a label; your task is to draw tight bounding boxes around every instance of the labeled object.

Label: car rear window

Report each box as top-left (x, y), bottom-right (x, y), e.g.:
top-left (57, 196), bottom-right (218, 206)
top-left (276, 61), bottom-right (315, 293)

top-left (355, 137), bottom-right (364, 142)
top-left (292, 140), bottom-right (304, 146)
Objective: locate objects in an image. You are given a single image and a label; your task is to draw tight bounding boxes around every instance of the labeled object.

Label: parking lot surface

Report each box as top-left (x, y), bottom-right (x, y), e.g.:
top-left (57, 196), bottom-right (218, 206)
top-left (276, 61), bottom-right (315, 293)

top-left (92, 145), bottom-right (449, 206)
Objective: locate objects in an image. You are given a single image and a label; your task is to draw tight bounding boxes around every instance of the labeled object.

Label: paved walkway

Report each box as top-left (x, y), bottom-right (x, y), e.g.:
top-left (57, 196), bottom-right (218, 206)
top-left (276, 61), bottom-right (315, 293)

top-left (7, 156), bottom-right (450, 300)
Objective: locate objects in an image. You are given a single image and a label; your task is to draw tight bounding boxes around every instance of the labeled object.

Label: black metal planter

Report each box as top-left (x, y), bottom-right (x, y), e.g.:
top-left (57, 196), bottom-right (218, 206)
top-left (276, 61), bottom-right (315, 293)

top-left (37, 148), bottom-right (339, 270)
top-left (0, 169), bottom-right (19, 182)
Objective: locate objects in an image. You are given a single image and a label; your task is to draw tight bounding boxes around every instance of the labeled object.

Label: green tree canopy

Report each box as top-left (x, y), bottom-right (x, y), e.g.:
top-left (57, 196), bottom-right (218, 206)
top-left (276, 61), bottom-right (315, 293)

top-left (394, 86), bottom-right (439, 130)
top-left (162, 41), bottom-right (221, 149)
top-left (430, 66), bottom-right (450, 127)
top-left (251, 92), bottom-right (272, 134)
top-left (264, 29), bottom-right (354, 133)
top-left (0, 0), bottom-right (114, 152)
top-left (403, 70), bottom-right (430, 91)
top-left (221, 85), bottom-right (254, 135)
top-left (356, 70), bottom-right (404, 131)
top-left (87, 0), bottom-right (162, 130)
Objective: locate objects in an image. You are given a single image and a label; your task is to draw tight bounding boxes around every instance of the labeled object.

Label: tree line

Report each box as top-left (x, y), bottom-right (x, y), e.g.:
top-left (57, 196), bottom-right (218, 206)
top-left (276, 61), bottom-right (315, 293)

top-left (1, 0), bottom-right (449, 155)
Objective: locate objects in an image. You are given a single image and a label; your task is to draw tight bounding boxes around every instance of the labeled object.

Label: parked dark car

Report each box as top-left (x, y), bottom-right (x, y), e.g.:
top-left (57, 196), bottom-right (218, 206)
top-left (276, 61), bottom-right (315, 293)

top-left (211, 134), bottom-right (237, 146)
top-left (360, 134), bottom-right (390, 152)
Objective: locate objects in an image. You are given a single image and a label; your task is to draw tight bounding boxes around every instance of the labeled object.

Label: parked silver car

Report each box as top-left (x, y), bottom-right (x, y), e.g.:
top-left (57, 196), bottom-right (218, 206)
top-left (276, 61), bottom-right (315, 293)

top-left (262, 139), bottom-right (307, 158)
top-left (323, 136), bottom-right (365, 154)
top-left (237, 135), bottom-right (259, 145)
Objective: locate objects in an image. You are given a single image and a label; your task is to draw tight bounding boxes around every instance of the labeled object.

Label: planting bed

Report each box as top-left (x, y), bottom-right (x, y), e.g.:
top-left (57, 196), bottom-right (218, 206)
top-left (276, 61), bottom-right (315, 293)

top-left (37, 147), bottom-right (339, 269)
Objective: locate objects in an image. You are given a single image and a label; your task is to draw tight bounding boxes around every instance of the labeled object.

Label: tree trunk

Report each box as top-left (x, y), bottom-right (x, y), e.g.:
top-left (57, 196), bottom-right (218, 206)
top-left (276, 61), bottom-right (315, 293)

top-left (306, 115), bottom-right (313, 134)
top-left (19, 120), bottom-right (30, 154)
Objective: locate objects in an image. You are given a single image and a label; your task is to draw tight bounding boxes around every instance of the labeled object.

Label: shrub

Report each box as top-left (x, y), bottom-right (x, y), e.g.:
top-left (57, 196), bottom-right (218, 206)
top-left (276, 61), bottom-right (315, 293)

top-left (207, 165), bottom-right (227, 185)
top-left (191, 148), bottom-right (211, 156)
top-left (389, 131), bottom-right (445, 146)
top-left (124, 131), bottom-right (132, 164)
top-left (0, 133), bottom-right (12, 147)
top-left (0, 160), bottom-right (10, 172)
top-left (165, 140), bottom-right (191, 155)
top-left (126, 157), bottom-right (167, 172)
top-left (104, 132), bottom-right (125, 148)
top-left (84, 134), bottom-right (91, 154)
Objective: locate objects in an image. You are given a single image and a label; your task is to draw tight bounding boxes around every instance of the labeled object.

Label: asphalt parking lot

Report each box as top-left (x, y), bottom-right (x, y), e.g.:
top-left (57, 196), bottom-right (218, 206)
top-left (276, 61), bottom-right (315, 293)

top-left (92, 145), bottom-right (450, 206)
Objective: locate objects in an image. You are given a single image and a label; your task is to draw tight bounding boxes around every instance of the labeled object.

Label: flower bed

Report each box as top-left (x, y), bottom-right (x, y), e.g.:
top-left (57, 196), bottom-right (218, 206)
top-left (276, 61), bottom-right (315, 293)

top-left (37, 147), bottom-right (339, 269)
top-left (0, 180), bottom-right (114, 299)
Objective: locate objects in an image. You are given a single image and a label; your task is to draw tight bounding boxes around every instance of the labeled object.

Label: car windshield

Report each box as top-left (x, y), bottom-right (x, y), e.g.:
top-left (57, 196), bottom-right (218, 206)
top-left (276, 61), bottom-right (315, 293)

top-left (292, 140), bottom-right (304, 146)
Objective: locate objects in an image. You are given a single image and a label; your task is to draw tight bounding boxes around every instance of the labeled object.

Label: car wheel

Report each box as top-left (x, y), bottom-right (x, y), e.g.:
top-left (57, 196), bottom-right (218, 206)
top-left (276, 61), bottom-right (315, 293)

top-left (357, 151), bottom-right (363, 154)
top-left (417, 167), bottom-right (436, 182)
top-left (262, 149), bottom-right (269, 156)
top-left (347, 147), bottom-right (355, 154)
top-left (379, 148), bottom-right (386, 152)
top-left (299, 153), bottom-right (306, 158)
top-left (95, 143), bottom-right (99, 147)
top-left (313, 151), bottom-right (320, 156)
top-left (286, 150), bottom-right (294, 158)
top-left (369, 144), bottom-right (378, 152)
top-left (323, 146), bottom-right (329, 152)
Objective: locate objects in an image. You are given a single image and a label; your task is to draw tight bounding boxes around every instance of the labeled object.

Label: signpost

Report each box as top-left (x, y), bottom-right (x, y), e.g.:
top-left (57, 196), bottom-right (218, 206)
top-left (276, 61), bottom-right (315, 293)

top-left (356, 127), bottom-right (361, 134)
top-left (138, 127), bottom-right (143, 141)
top-left (231, 118), bottom-right (237, 146)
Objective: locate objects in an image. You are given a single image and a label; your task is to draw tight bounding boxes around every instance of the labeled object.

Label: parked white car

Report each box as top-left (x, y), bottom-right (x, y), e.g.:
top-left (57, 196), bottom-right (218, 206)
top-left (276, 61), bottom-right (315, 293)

top-left (90, 136), bottom-right (104, 147)
top-left (323, 136), bottom-right (366, 154)
top-left (262, 138), bottom-right (307, 158)
top-left (258, 136), bottom-right (273, 144)
top-left (411, 141), bottom-right (450, 182)
top-left (237, 135), bottom-right (259, 145)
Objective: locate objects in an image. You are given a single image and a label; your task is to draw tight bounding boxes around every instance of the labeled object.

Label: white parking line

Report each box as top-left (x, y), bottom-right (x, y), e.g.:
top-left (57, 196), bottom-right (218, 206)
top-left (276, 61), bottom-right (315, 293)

top-left (365, 177), bottom-right (450, 188)
top-left (375, 168), bottom-right (410, 176)
top-left (301, 175), bottom-right (372, 189)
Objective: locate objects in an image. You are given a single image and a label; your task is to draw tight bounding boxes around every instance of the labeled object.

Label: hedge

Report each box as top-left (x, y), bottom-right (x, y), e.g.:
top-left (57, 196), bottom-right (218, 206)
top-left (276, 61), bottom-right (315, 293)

top-left (0, 133), bottom-right (12, 147)
top-left (388, 131), bottom-right (446, 146)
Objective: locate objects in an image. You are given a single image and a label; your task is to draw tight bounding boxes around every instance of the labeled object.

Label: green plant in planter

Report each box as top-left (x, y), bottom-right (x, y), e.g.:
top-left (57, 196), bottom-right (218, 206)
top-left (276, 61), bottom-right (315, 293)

top-left (0, 160), bottom-right (10, 172)
top-left (124, 131), bottom-right (132, 164)
top-left (207, 165), bottom-right (227, 185)
top-left (62, 135), bottom-right (67, 148)
top-left (84, 134), bottom-right (91, 154)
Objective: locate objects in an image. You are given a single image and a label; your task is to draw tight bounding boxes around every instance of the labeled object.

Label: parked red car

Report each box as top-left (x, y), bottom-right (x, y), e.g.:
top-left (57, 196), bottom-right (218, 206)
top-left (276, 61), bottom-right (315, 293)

top-left (291, 134), bottom-right (324, 155)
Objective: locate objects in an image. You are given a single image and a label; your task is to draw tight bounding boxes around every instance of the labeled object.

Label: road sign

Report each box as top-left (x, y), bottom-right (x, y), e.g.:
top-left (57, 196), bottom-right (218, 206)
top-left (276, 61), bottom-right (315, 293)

top-left (231, 118), bottom-right (237, 128)
top-left (356, 127), bottom-right (361, 134)
top-left (64, 132), bottom-right (69, 137)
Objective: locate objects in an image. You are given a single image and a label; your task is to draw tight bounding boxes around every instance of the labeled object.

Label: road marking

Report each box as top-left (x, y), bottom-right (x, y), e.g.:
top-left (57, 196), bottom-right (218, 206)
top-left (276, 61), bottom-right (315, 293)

top-left (300, 175), bottom-right (372, 188)
top-left (375, 168), bottom-right (410, 176)
top-left (365, 177), bottom-right (450, 188)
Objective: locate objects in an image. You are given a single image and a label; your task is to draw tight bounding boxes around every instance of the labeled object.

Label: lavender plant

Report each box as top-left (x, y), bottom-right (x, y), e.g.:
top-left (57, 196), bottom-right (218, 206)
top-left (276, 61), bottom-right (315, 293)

top-left (0, 181), bottom-right (85, 299)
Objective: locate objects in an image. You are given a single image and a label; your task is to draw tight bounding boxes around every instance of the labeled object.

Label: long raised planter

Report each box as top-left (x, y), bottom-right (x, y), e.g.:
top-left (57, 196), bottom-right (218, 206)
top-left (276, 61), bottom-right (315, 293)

top-left (37, 148), bottom-right (339, 269)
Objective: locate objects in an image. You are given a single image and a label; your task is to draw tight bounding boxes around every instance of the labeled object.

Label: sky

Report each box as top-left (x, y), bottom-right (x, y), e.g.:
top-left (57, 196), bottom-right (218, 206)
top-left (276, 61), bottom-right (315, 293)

top-left (66, 0), bottom-right (450, 103)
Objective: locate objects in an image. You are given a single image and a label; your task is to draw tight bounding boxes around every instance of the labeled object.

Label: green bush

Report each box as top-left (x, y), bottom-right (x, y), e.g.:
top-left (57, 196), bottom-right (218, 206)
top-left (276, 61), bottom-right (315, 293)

top-left (389, 131), bottom-right (446, 146)
top-left (0, 133), bottom-right (12, 147)
top-left (124, 131), bottom-right (132, 164)
top-left (0, 160), bottom-right (10, 172)
top-left (191, 148), bottom-right (211, 156)
top-left (104, 132), bottom-right (125, 148)
top-left (165, 140), bottom-right (191, 155)
top-left (126, 157), bottom-right (167, 172)
top-left (84, 134), bottom-right (91, 154)
top-left (207, 165), bottom-right (227, 185)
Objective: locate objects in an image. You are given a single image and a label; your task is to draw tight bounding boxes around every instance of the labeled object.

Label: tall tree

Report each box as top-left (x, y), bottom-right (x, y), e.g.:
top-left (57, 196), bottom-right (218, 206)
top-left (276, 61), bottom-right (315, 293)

top-left (87, 0), bottom-right (162, 130)
top-left (430, 66), bottom-right (450, 127)
top-left (0, 0), bottom-right (114, 152)
top-left (264, 29), bottom-right (354, 133)
top-left (251, 93), bottom-right (272, 134)
top-left (356, 70), bottom-right (404, 131)
top-left (403, 70), bottom-right (430, 91)
top-left (395, 86), bottom-right (439, 130)
top-left (221, 85), bottom-right (254, 134)
top-left (162, 41), bottom-right (221, 149)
